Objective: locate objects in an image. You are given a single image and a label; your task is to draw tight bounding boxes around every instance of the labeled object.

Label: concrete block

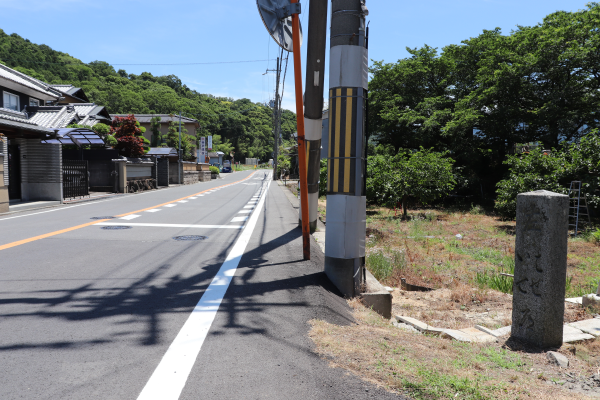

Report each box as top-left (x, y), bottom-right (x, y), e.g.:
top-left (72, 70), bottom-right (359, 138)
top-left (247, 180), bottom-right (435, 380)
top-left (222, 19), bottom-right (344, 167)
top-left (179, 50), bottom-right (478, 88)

top-left (568, 319), bottom-right (600, 337)
top-left (547, 351), bottom-right (569, 368)
top-left (582, 294), bottom-right (600, 309)
top-left (511, 190), bottom-right (569, 348)
top-left (360, 270), bottom-right (392, 319)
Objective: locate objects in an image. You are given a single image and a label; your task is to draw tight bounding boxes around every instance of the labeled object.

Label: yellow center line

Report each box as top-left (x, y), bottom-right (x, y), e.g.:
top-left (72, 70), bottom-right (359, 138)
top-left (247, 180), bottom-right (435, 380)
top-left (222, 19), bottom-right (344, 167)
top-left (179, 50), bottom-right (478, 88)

top-left (0, 172), bottom-right (258, 252)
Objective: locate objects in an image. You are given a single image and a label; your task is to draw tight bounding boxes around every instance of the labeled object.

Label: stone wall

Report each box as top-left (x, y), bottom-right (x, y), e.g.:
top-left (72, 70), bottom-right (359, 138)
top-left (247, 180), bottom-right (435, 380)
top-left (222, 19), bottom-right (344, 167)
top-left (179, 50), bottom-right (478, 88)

top-left (198, 171), bottom-right (211, 182)
top-left (183, 171), bottom-right (198, 185)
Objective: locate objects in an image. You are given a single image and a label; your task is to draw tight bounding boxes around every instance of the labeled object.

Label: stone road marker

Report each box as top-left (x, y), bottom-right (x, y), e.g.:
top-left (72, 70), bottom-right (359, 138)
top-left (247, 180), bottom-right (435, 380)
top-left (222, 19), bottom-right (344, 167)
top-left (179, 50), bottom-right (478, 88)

top-left (511, 190), bottom-right (568, 348)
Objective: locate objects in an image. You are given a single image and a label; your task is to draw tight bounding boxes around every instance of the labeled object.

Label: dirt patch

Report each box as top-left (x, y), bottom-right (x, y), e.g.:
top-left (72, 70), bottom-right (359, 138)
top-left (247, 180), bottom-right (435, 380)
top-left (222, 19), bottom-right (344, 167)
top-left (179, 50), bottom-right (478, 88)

top-left (310, 299), bottom-right (600, 400)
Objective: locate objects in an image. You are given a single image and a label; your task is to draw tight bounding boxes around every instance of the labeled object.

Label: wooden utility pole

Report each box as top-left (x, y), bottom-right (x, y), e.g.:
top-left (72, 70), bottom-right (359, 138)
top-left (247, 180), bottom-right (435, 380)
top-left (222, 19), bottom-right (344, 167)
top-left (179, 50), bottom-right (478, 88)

top-left (291, 0), bottom-right (311, 260)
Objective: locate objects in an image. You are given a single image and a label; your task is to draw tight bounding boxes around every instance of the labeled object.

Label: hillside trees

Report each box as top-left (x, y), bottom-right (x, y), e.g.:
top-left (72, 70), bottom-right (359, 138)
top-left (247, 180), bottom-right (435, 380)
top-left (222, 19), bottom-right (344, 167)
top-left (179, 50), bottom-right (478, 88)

top-left (0, 29), bottom-right (296, 163)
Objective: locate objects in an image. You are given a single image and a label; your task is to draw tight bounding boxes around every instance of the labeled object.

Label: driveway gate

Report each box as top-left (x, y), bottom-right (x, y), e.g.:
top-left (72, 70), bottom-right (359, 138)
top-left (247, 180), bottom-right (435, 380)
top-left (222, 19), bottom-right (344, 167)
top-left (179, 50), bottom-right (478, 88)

top-left (63, 160), bottom-right (89, 199)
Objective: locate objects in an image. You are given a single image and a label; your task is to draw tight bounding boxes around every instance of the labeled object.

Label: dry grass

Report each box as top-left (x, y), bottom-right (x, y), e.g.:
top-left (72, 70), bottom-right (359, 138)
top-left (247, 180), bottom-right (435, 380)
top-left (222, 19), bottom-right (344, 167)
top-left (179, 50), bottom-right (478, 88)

top-left (309, 300), bottom-right (599, 400)
top-left (306, 202), bottom-right (600, 398)
top-left (364, 206), bottom-right (600, 298)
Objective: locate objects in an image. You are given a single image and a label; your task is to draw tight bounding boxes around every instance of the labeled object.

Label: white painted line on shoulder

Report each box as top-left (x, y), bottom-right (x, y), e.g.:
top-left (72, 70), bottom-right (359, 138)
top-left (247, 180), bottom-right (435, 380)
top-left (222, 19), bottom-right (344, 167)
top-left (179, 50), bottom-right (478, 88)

top-left (145, 209), bottom-right (161, 213)
top-left (164, 204), bottom-right (177, 208)
top-left (136, 179), bottom-right (271, 400)
top-left (243, 206), bottom-right (254, 209)
top-left (188, 197), bottom-right (197, 200)
top-left (237, 210), bottom-right (251, 214)
top-left (177, 200), bottom-right (188, 203)
top-left (97, 222), bottom-right (243, 230)
top-left (230, 216), bottom-right (249, 222)
top-left (120, 214), bottom-right (141, 220)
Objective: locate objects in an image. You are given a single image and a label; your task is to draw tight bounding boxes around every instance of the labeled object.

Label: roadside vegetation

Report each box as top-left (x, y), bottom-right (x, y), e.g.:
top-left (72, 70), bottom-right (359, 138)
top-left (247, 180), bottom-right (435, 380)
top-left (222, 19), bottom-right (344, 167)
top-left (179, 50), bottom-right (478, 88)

top-left (309, 5), bottom-right (600, 397)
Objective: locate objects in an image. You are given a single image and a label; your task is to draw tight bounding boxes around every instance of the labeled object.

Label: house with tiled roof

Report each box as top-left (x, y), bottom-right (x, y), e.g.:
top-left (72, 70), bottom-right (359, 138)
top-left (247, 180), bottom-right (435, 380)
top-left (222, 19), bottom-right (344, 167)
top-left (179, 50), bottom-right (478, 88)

top-left (49, 84), bottom-right (89, 104)
top-left (0, 64), bottom-right (112, 207)
top-left (0, 64), bottom-right (63, 206)
top-left (28, 103), bottom-right (111, 129)
top-left (110, 114), bottom-right (200, 144)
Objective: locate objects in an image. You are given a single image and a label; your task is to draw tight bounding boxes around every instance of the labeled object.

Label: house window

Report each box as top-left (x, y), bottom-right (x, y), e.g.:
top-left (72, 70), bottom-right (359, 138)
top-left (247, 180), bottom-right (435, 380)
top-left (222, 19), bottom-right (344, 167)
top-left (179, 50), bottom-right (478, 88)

top-left (3, 92), bottom-right (19, 111)
top-left (29, 98), bottom-right (39, 107)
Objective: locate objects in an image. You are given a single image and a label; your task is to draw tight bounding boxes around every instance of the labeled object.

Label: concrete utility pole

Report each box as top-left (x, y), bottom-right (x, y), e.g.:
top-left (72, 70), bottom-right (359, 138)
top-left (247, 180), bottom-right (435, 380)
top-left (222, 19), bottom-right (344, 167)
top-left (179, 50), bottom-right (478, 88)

top-left (301, 0), bottom-right (328, 233)
top-left (325, 0), bottom-right (369, 297)
top-left (272, 57), bottom-right (281, 180)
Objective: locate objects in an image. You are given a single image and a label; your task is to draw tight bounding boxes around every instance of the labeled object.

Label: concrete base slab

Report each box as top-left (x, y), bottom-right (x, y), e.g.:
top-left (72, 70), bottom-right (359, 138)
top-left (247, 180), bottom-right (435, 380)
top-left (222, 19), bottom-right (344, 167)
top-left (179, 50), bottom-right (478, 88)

top-left (395, 316), bottom-right (445, 335)
top-left (493, 326), bottom-right (512, 337)
top-left (565, 297), bottom-right (583, 304)
top-left (568, 319), bottom-right (600, 337)
top-left (563, 325), bottom-right (595, 343)
top-left (459, 327), bottom-right (498, 343)
top-left (392, 321), bottom-right (419, 333)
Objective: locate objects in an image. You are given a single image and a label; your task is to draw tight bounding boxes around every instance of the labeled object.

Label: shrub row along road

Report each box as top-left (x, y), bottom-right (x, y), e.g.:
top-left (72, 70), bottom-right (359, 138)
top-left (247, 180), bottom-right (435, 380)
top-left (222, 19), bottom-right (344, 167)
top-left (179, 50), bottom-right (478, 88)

top-left (0, 170), bottom-right (403, 400)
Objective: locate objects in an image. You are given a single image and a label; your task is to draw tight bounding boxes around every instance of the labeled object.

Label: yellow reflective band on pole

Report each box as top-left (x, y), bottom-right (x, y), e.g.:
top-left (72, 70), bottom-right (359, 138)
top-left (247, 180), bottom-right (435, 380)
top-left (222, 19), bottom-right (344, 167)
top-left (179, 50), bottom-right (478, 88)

top-left (334, 88), bottom-right (342, 192)
top-left (344, 88), bottom-right (353, 193)
top-left (328, 89), bottom-right (333, 192)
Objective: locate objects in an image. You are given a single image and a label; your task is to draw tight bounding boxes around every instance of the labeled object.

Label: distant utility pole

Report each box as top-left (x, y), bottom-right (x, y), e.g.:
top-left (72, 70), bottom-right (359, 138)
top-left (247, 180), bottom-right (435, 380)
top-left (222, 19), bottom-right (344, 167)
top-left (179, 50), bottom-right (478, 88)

top-left (266, 57), bottom-right (282, 180)
top-left (302, 0), bottom-right (328, 233)
top-left (325, 0), bottom-right (369, 297)
top-left (179, 111), bottom-right (182, 184)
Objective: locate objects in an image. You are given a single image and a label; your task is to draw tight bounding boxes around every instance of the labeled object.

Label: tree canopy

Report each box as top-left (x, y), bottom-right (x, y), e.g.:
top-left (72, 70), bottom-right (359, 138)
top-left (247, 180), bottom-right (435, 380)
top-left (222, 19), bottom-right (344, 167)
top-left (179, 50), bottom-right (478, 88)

top-left (368, 3), bottom-right (600, 198)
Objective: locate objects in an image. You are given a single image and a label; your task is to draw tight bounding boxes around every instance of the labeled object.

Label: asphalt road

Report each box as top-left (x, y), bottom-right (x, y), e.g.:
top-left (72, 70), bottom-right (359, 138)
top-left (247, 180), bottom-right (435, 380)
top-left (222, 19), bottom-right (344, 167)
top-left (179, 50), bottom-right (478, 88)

top-left (0, 170), bottom-right (405, 400)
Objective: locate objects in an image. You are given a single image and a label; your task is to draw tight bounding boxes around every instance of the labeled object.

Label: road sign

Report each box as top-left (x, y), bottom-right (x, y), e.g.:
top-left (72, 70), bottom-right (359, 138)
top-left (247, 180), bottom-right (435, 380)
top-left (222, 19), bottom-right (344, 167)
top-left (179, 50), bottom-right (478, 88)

top-left (207, 136), bottom-right (213, 151)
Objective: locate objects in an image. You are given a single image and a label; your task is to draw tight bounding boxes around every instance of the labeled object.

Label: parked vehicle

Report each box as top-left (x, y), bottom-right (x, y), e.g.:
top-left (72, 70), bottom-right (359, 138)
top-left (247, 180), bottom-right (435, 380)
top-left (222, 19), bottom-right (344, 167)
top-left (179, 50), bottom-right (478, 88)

top-left (222, 160), bottom-right (232, 173)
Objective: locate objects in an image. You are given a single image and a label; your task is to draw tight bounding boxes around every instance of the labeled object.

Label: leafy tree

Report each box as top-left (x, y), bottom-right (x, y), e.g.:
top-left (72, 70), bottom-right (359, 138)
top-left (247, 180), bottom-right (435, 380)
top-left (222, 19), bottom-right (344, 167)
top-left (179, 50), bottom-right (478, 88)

top-left (495, 130), bottom-right (600, 218)
top-left (110, 115), bottom-right (145, 157)
top-left (149, 116), bottom-right (162, 147)
top-left (367, 148), bottom-right (456, 219)
top-left (165, 120), bottom-right (197, 161)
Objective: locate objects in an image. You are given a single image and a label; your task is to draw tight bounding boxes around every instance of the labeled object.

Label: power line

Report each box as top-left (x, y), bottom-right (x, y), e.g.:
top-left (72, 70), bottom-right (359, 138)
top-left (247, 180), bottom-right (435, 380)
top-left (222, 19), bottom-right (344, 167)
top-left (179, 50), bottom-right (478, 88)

top-left (0, 59), bottom-right (277, 66)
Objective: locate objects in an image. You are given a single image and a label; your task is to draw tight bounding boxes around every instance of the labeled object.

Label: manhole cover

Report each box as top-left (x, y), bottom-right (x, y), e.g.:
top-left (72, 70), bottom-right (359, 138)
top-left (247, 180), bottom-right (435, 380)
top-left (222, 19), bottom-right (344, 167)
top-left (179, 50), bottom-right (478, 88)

top-left (173, 235), bottom-right (208, 241)
top-left (91, 216), bottom-right (116, 220)
top-left (101, 226), bottom-right (132, 230)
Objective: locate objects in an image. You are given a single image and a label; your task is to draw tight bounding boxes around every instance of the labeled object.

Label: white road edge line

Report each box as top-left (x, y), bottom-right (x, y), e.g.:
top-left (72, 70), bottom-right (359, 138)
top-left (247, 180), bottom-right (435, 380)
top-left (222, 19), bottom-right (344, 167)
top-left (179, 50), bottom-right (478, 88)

top-left (96, 222), bottom-right (243, 230)
top-left (136, 178), bottom-right (271, 400)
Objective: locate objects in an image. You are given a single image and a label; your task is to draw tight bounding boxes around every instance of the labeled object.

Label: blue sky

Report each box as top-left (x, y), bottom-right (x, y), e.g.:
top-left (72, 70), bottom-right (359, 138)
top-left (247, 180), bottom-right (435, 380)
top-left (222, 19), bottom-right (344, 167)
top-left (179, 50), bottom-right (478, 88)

top-left (0, 0), bottom-right (591, 111)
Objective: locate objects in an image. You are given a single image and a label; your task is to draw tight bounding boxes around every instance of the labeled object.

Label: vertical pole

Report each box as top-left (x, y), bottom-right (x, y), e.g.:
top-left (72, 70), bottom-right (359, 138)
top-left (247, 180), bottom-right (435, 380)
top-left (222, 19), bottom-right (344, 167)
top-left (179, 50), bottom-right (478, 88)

top-left (178, 111), bottom-right (182, 184)
top-left (273, 56), bottom-right (281, 181)
top-left (302, 0), bottom-right (328, 233)
top-left (325, 0), bottom-right (369, 297)
top-left (291, 0), bottom-right (311, 260)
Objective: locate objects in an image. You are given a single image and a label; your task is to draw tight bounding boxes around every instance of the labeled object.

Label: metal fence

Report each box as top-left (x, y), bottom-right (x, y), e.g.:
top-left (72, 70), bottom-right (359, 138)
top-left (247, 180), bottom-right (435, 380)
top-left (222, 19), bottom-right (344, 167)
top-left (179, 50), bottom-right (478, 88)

top-left (63, 160), bottom-right (89, 199)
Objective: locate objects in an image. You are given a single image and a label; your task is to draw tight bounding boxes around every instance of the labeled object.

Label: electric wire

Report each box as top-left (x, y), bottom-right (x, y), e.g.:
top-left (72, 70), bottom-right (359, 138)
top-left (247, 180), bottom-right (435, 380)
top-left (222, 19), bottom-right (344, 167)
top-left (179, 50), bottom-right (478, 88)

top-left (0, 59), bottom-right (277, 66)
